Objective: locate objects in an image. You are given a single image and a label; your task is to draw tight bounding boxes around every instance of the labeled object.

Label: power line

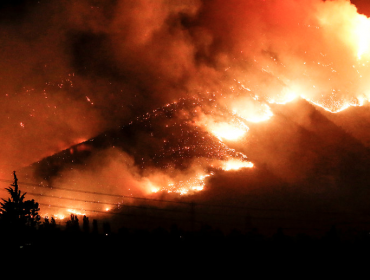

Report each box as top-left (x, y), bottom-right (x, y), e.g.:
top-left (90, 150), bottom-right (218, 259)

top-left (2, 182), bottom-right (367, 230)
top-left (0, 177), bottom-right (369, 232)
top-left (0, 177), bottom-right (368, 218)
top-left (39, 203), bottom-right (120, 216)
top-left (28, 191), bottom-right (367, 227)
top-left (27, 192), bottom-right (119, 205)
top-left (1, 179), bottom-right (257, 217)
top-left (0, 178), bottom-right (341, 214)
top-left (29, 192), bottom-right (187, 214)
top-left (0, 178), bottom-right (191, 205)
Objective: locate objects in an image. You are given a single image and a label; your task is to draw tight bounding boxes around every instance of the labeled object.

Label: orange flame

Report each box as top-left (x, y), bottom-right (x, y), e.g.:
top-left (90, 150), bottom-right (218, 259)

top-left (222, 159), bottom-right (254, 171)
top-left (210, 122), bottom-right (248, 141)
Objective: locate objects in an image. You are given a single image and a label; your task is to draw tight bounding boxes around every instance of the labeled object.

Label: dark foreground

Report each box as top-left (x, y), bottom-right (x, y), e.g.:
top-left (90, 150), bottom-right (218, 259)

top-left (2, 222), bottom-right (370, 269)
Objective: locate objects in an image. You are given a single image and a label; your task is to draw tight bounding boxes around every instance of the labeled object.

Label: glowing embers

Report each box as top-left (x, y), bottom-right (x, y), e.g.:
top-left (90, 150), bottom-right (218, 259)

top-left (172, 172), bottom-right (209, 194)
top-left (149, 172), bottom-right (211, 195)
top-left (301, 95), bottom-right (365, 113)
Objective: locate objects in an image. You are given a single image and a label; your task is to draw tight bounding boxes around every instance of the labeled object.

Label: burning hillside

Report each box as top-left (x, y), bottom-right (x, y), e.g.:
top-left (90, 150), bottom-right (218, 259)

top-left (27, 97), bottom-right (252, 194)
top-left (17, 96), bottom-right (370, 228)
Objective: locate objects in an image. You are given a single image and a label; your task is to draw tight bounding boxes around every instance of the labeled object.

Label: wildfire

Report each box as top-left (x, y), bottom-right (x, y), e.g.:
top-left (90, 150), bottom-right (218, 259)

top-left (301, 95), bottom-right (366, 113)
top-left (317, 0), bottom-right (370, 60)
top-left (195, 110), bottom-right (249, 141)
top-left (144, 179), bottom-right (161, 194)
top-left (67, 209), bottom-right (86, 216)
top-left (354, 14), bottom-right (370, 59)
top-left (231, 99), bottom-right (274, 123)
top-left (157, 172), bottom-right (210, 195)
top-left (222, 159), bottom-right (254, 171)
top-left (146, 157), bottom-right (255, 195)
top-left (210, 122), bottom-right (247, 141)
top-left (267, 88), bottom-right (299, 105)
top-left (13, 0), bottom-right (370, 218)
top-left (54, 214), bottom-right (65, 220)
top-left (40, 213), bottom-right (66, 220)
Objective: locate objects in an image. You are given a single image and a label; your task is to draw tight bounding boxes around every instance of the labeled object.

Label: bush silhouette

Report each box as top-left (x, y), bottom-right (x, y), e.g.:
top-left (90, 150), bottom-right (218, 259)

top-left (0, 171), bottom-right (40, 229)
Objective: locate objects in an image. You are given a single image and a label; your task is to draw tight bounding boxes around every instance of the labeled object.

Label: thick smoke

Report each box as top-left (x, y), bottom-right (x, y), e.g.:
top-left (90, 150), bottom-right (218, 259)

top-left (2, 0), bottom-right (370, 229)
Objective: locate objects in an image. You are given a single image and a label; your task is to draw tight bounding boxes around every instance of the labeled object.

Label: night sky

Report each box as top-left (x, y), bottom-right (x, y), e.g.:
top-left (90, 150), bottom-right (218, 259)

top-left (2, 0), bottom-right (370, 234)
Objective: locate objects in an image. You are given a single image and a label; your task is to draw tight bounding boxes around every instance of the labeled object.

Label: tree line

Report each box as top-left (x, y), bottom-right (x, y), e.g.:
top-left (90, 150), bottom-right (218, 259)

top-left (3, 171), bottom-right (370, 260)
top-left (0, 171), bottom-right (111, 250)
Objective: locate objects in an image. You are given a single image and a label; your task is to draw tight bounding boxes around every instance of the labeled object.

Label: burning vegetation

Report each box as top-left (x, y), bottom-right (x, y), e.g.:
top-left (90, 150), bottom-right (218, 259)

top-left (2, 0), bottom-right (370, 232)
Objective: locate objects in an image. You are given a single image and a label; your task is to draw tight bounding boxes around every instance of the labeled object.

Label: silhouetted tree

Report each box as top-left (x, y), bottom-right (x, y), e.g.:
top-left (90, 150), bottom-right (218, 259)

top-left (83, 215), bottom-right (90, 233)
top-left (42, 216), bottom-right (50, 228)
top-left (66, 214), bottom-right (80, 231)
top-left (50, 217), bottom-right (56, 230)
top-left (41, 216), bottom-right (57, 231)
top-left (0, 171), bottom-right (40, 229)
